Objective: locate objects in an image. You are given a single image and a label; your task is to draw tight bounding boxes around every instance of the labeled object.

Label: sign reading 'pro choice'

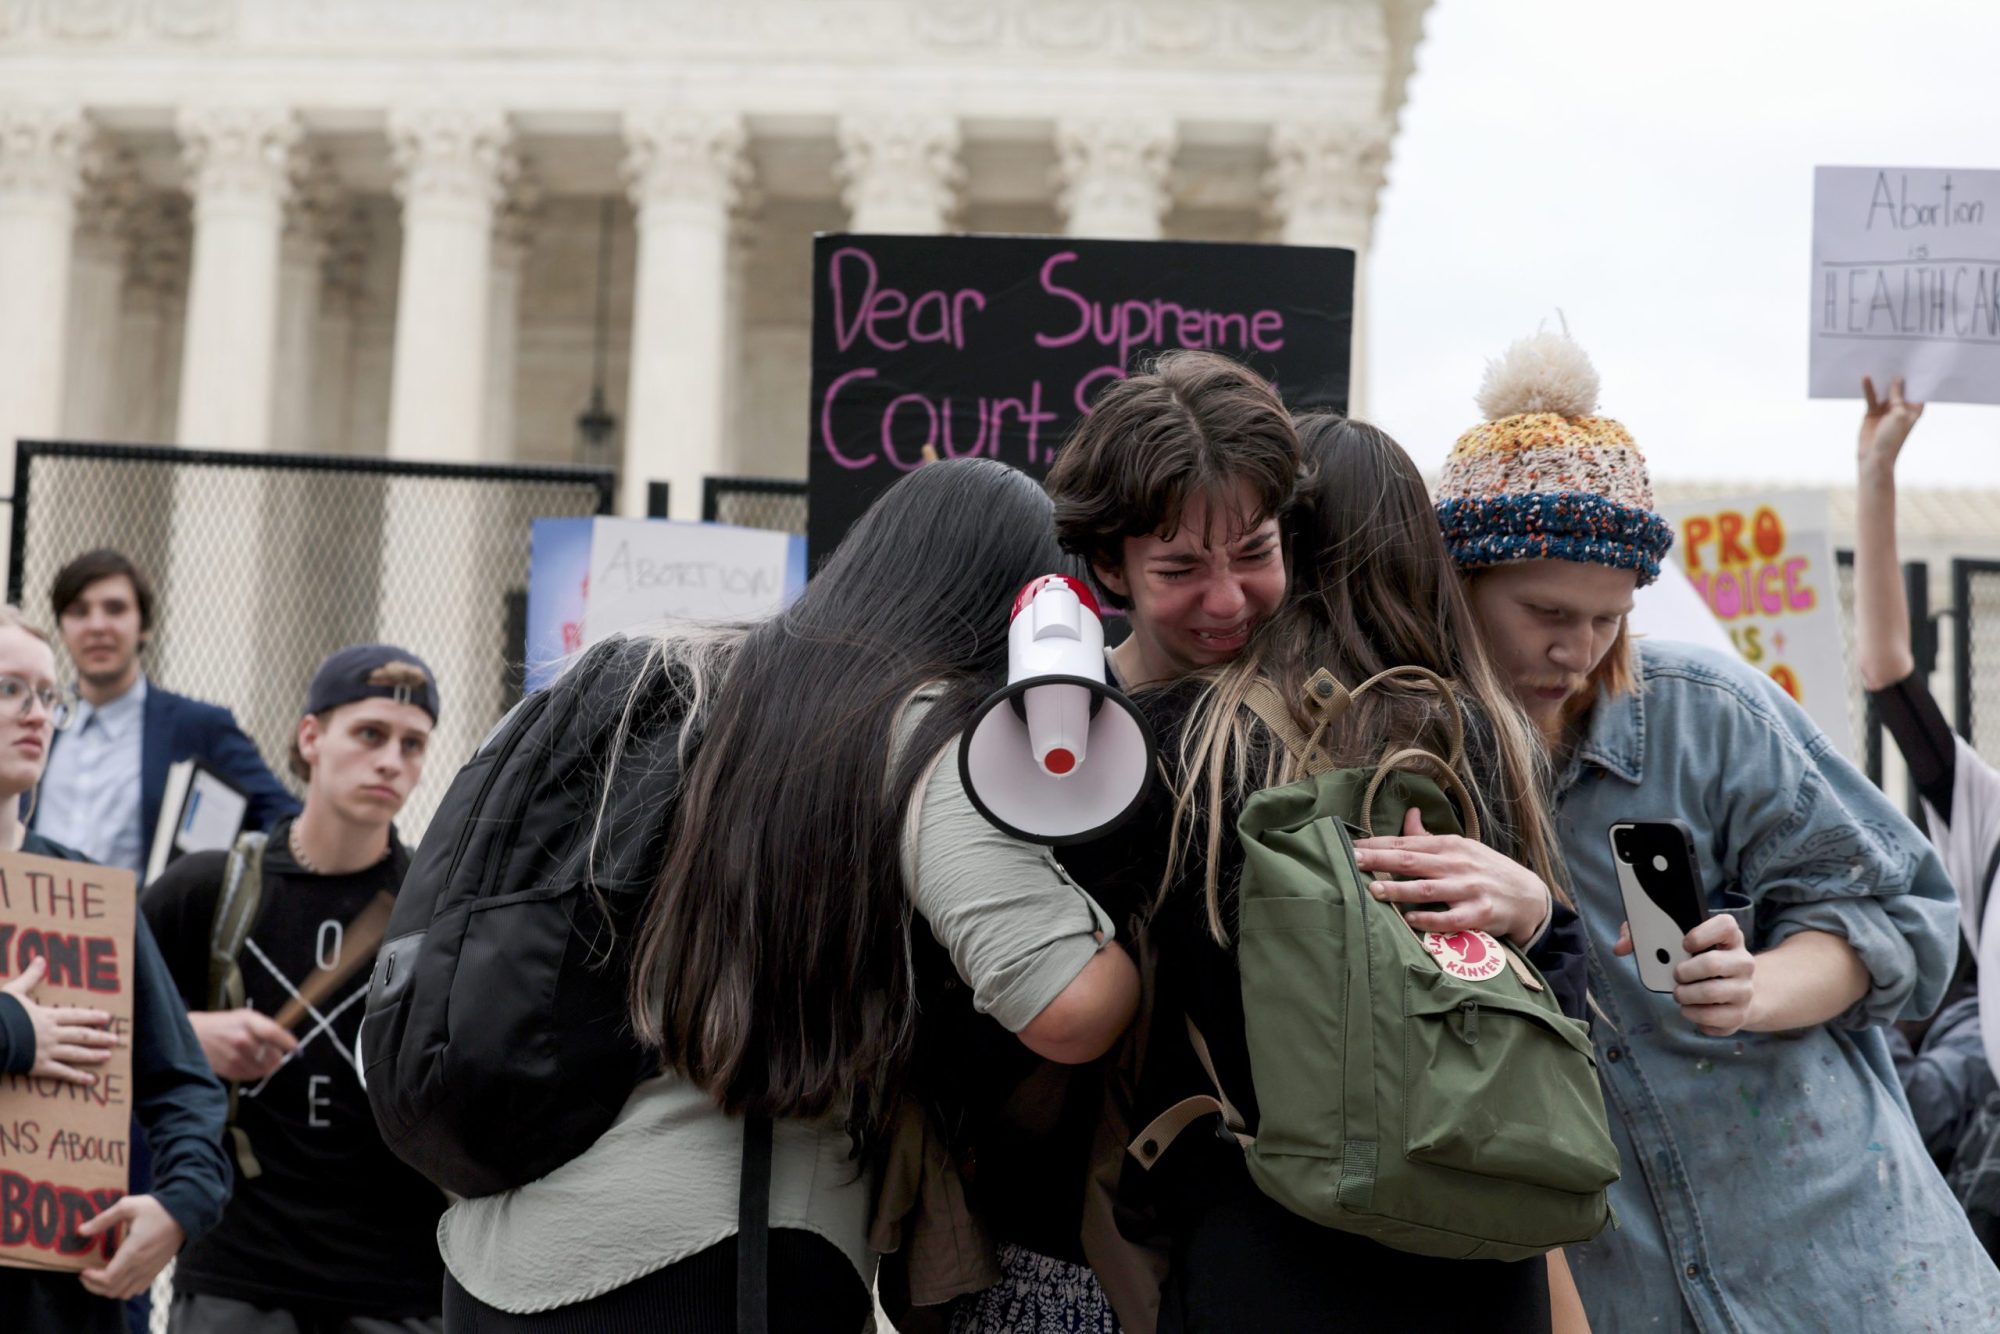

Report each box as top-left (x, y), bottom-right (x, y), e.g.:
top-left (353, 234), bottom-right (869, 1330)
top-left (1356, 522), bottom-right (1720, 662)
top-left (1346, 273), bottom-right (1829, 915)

top-left (807, 235), bottom-right (1354, 561)
top-left (0, 851), bottom-right (135, 1274)
top-left (1657, 492), bottom-right (1854, 759)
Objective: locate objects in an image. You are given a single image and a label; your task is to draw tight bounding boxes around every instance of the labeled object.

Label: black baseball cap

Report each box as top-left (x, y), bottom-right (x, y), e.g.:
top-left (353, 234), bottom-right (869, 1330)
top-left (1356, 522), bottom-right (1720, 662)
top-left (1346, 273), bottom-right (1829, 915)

top-left (305, 643), bottom-right (440, 724)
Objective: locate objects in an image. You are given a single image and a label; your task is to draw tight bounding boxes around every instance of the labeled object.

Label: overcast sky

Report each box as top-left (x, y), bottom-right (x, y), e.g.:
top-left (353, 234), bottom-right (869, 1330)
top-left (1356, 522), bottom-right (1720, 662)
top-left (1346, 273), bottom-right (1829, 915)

top-left (1369, 0), bottom-right (2000, 489)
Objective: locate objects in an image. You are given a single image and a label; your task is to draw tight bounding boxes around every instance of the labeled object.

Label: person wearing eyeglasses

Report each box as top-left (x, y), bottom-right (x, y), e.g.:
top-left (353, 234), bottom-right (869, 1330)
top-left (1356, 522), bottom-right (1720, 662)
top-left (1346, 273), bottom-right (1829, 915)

top-left (0, 604), bottom-right (231, 1333)
top-left (34, 548), bottom-right (298, 878)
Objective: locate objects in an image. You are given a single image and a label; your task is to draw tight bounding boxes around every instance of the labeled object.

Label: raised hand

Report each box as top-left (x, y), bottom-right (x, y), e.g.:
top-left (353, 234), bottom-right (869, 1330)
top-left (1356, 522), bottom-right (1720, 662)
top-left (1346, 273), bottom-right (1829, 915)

top-left (1858, 375), bottom-right (1925, 469)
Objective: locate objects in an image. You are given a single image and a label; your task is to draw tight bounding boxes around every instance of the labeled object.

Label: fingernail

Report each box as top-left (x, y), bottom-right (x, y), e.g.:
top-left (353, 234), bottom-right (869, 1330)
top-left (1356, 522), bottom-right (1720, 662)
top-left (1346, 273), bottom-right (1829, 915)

top-left (1369, 883), bottom-right (1387, 898)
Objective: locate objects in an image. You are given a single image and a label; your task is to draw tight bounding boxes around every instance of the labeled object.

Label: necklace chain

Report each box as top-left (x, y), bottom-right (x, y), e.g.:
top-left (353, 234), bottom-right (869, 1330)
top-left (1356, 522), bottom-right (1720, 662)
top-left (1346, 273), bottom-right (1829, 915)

top-left (287, 822), bottom-right (388, 876)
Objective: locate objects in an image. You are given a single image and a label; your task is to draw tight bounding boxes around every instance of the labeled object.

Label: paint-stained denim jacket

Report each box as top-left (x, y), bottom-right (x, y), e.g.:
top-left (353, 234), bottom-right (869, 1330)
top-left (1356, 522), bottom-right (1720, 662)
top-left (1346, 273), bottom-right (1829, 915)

top-left (1559, 641), bottom-right (2000, 1331)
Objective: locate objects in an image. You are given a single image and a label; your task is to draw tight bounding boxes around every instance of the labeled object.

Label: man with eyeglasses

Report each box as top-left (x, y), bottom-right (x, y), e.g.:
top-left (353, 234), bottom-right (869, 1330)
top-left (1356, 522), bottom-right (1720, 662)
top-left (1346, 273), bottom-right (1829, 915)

top-left (36, 549), bottom-right (298, 878)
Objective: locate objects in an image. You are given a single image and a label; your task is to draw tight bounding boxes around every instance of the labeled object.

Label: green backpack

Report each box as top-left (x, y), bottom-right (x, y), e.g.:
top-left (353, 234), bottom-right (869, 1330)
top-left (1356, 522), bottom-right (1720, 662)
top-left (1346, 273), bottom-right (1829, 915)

top-left (1131, 666), bottom-right (1618, 1261)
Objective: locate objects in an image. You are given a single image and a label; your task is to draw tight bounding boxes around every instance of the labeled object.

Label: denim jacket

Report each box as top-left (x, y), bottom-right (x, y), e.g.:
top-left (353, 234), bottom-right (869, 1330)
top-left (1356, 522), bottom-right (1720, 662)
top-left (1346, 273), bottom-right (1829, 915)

top-left (1559, 642), bottom-right (2000, 1332)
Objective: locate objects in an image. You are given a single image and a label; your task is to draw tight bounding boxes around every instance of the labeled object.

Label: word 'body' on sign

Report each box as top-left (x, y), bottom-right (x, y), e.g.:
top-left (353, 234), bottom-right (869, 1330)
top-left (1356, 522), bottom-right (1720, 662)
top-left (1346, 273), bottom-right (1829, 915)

top-left (0, 851), bottom-right (135, 1274)
top-left (1655, 492), bottom-right (1855, 758)
top-left (807, 234), bottom-right (1354, 562)
top-left (1810, 166), bottom-right (2000, 405)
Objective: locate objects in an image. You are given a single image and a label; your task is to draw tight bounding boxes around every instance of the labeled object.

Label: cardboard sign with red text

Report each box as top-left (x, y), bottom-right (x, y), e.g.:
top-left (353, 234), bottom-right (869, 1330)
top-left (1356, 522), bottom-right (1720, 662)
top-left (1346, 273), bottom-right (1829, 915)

top-left (1657, 492), bottom-right (1855, 759)
top-left (0, 851), bottom-right (135, 1272)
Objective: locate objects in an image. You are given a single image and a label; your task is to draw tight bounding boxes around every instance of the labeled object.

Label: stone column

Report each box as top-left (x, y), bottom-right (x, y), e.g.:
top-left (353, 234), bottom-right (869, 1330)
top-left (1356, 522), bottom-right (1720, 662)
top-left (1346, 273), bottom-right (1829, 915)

top-left (116, 194), bottom-right (191, 444)
top-left (0, 105), bottom-right (94, 494)
top-left (385, 107), bottom-right (515, 463)
top-left (722, 192), bottom-right (759, 482)
top-left (311, 206), bottom-right (368, 454)
top-left (272, 154), bottom-right (339, 454)
top-left (483, 167), bottom-right (539, 463)
top-left (1266, 119), bottom-right (1389, 418)
top-left (61, 152), bottom-right (139, 442)
top-left (620, 109), bottom-right (747, 518)
top-left (835, 113), bottom-right (960, 234)
top-left (1054, 117), bottom-right (1176, 240)
top-left (175, 106), bottom-right (300, 449)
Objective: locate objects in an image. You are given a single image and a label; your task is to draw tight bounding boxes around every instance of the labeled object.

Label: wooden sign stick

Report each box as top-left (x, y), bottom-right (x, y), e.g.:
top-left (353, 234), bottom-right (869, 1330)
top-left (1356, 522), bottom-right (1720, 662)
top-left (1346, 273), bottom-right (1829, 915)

top-left (272, 891), bottom-right (396, 1032)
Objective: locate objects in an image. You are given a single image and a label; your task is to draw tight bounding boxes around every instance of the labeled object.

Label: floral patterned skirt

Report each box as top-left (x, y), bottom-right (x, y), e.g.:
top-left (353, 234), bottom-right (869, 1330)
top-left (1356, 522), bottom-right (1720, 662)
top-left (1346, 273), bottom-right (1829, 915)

top-left (946, 1243), bottom-right (1120, 1334)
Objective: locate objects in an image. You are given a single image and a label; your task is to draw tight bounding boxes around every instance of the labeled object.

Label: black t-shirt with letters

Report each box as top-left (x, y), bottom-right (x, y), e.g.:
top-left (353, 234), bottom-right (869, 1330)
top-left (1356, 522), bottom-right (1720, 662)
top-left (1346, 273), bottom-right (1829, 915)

top-left (140, 818), bottom-right (443, 1319)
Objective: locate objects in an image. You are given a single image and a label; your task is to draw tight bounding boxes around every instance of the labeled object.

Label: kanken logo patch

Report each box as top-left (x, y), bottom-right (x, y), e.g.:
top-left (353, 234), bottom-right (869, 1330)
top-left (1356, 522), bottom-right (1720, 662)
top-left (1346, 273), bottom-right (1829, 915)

top-left (1423, 929), bottom-right (1507, 982)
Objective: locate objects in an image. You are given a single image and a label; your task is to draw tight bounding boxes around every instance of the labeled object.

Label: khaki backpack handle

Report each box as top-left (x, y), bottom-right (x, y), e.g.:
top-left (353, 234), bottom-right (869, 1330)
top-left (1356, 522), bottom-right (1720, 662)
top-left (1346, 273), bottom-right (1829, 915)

top-left (1243, 667), bottom-right (1468, 783)
top-left (1359, 746), bottom-right (1483, 846)
top-left (1347, 666), bottom-right (1466, 773)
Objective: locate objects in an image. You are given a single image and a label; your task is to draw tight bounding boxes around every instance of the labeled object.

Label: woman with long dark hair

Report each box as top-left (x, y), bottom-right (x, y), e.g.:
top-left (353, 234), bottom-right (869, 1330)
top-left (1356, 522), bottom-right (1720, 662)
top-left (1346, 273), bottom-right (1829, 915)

top-left (437, 458), bottom-right (1139, 1333)
top-left (1079, 414), bottom-right (1582, 1332)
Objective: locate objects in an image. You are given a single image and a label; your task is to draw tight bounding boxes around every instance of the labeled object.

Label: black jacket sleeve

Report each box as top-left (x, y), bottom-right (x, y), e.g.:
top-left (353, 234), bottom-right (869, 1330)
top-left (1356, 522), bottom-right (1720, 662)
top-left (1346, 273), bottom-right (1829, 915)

top-left (0, 992), bottom-right (34, 1074)
top-left (195, 703), bottom-right (302, 834)
top-left (1870, 671), bottom-right (1956, 816)
top-left (1526, 903), bottom-right (1589, 1024)
top-left (129, 913), bottom-right (231, 1241)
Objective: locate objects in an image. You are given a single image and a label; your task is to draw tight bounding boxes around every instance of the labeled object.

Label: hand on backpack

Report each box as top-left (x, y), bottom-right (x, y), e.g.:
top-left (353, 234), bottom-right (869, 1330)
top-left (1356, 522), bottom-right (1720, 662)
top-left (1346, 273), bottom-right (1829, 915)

top-left (76, 1194), bottom-right (185, 1300)
top-left (1354, 807), bottom-right (1554, 943)
top-left (2, 956), bottom-right (119, 1084)
top-left (190, 1008), bottom-right (299, 1081)
top-left (1613, 915), bottom-right (1756, 1037)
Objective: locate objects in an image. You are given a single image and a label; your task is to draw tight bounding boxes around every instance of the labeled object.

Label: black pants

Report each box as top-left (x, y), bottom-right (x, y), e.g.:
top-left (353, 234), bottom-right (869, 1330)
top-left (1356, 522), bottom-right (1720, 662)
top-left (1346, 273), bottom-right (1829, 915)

top-left (441, 1229), bottom-right (868, 1334)
top-left (0, 1266), bottom-right (126, 1334)
top-left (1159, 1182), bottom-right (1552, 1334)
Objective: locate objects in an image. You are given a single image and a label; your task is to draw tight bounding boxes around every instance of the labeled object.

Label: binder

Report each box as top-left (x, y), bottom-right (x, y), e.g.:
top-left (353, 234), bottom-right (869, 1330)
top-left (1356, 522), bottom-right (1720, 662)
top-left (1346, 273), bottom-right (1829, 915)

top-left (145, 759), bottom-right (251, 884)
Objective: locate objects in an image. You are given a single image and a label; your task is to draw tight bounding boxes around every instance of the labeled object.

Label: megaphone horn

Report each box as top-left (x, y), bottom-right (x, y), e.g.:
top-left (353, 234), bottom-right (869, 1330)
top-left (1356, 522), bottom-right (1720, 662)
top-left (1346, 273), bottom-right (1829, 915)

top-left (959, 575), bottom-right (1158, 845)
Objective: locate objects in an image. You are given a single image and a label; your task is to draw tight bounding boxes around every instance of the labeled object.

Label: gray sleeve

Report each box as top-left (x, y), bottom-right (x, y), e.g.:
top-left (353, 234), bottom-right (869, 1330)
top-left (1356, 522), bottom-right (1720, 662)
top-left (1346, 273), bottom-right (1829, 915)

top-left (905, 749), bottom-right (1114, 1034)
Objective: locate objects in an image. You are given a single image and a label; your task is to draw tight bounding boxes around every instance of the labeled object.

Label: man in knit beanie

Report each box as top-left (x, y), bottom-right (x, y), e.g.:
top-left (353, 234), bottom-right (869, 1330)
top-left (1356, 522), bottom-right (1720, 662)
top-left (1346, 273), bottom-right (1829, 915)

top-left (1431, 331), bottom-right (1996, 1330)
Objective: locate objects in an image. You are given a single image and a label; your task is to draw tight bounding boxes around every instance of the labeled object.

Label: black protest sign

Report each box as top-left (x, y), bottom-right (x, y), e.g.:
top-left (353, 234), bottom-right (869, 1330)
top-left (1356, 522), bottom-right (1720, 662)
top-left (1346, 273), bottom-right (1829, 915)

top-left (806, 234), bottom-right (1353, 562)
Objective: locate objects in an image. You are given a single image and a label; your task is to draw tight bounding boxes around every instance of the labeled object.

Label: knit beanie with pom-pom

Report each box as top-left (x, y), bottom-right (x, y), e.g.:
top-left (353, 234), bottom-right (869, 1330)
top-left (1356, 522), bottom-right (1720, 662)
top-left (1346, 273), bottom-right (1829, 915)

top-left (1433, 330), bottom-right (1673, 585)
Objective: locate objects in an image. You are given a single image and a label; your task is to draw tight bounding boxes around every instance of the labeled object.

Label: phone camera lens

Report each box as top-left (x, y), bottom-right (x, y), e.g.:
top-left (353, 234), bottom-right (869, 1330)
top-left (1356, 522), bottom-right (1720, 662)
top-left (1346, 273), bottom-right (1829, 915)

top-left (1655, 948), bottom-right (1672, 966)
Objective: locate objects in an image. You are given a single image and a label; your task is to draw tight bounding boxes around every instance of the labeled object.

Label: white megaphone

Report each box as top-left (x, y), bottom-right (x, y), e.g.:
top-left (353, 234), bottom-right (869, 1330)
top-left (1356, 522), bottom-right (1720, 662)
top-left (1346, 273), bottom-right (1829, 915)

top-left (959, 574), bottom-right (1157, 845)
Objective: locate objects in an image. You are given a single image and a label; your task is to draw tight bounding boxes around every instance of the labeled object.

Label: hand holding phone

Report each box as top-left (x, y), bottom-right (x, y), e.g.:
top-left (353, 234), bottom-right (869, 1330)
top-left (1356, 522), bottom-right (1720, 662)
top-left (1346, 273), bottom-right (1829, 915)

top-left (1608, 819), bottom-right (1709, 993)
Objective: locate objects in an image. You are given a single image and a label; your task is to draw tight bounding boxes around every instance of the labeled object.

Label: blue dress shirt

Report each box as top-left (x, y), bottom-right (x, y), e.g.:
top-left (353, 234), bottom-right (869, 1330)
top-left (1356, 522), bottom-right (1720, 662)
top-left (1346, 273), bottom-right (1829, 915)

top-left (38, 675), bottom-right (148, 874)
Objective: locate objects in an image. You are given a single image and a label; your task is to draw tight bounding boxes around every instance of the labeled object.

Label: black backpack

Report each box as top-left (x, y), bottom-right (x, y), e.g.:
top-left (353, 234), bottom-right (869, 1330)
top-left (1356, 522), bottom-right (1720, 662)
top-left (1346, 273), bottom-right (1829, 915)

top-left (362, 635), bottom-right (693, 1198)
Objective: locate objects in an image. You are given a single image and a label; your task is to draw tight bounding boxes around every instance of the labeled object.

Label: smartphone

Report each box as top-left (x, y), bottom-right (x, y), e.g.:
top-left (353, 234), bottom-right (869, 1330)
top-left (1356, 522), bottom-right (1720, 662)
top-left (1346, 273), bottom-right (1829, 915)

top-left (1607, 819), bottom-right (1709, 993)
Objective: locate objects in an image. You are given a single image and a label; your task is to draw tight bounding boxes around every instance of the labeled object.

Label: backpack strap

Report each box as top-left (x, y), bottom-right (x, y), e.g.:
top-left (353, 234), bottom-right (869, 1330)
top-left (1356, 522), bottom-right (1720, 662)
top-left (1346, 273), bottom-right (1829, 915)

top-left (1243, 665), bottom-right (1470, 782)
top-left (207, 831), bottom-right (269, 1180)
top-left (207, 831), bottom-right (269, 1013)
top-left (1127, 1018), bottom-right (1253, 1169)
top-left (1242, 668), bottom-right (1350, 779)
top-left (736, 1112), bottom-right (772, 1334)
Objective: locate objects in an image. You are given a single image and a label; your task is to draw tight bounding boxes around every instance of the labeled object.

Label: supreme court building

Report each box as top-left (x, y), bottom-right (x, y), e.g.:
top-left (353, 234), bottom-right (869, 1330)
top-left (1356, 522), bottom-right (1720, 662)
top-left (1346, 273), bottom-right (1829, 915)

top-left (0, 0), bottom-right (1428, 518)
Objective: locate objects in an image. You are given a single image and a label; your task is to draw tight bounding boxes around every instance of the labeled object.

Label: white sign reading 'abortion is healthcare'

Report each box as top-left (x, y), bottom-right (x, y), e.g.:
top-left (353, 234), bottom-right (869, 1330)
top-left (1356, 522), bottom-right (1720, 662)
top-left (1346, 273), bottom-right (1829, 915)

top-left (1810, 166), bottom-right (2000, 405)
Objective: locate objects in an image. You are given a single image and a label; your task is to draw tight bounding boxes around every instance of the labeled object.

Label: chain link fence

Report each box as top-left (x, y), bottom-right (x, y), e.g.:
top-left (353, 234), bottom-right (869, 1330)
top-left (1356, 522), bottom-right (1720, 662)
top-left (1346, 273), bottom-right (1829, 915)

top-left (1954, 559), bottom-right (2000, 756)
top-left (702, 475), bottom-right (807, 534)
top-left (9, 442), bottom-right (613, 847)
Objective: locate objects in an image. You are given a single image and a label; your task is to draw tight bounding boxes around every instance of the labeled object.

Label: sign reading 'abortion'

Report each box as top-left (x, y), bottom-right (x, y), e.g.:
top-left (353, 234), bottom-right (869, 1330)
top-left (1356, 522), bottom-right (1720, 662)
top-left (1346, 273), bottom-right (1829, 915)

top-left (1809, 166), bottom-right (2000, 405)
top-left (807, 234), bottom-right (1354, 561)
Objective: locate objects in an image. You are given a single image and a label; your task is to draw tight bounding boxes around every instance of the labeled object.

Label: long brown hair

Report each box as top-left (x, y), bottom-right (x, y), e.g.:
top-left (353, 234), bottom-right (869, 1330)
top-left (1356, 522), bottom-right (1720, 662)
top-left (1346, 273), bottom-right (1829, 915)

top-left (624, 459), bottom-right (1076, 1146)
top-left (1163, 415), bottom-right (1568, 941)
